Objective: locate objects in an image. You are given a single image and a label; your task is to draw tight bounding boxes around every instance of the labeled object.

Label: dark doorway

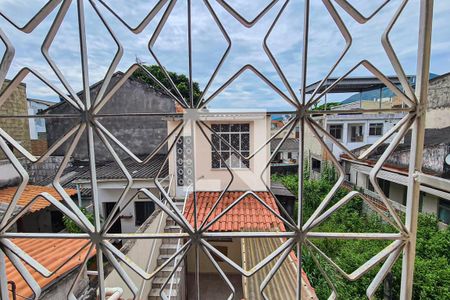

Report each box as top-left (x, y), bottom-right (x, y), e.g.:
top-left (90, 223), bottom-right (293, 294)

top-left (104, 202), bottom-right (122, 233)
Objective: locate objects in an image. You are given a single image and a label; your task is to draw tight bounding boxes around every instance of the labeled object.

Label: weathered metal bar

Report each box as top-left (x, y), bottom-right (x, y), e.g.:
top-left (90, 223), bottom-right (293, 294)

top-left (400, 1), bottom-right (434, 298)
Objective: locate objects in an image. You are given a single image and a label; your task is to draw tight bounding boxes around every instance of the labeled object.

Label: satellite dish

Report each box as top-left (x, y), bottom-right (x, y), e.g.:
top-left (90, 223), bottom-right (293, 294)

top-left (446, 154), bottom-right (450, 166)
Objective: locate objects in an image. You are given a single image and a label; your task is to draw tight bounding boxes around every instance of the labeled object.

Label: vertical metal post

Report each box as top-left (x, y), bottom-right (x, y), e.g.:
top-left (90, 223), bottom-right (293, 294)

top-left (298, 0), bottom-right (310, 299)
top-left (0, 250), bottom-right (9, 300)
top-left (400, 0), bottom-right (433, 299)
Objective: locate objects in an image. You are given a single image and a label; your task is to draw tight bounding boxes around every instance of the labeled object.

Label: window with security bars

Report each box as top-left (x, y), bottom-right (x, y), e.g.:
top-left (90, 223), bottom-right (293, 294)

top-left (329, 124), bottom-right (343, 140)
top-left (211, 123), bottom-right (250, 169)
top-left (369, 123), bottom-right (384, 136)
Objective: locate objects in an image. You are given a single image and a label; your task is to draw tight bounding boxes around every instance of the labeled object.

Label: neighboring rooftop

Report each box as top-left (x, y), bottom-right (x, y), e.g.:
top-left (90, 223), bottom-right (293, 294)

top-left (270, 182), bottom-right (295, 198)
top-left (303, 75), bottom-right (416, 95)
top-left (271, 138), bottom-right (300, 152)
top-left (0, 185), bottom-right (77, 213)
top-left (5, 238), bottom-right (94, 299)
top-left (242, 237), bottom-right (317, 300)
top-left (183, 192), bottom-right (285, 231)
top-left (71, 155), bottom-right (168, 183)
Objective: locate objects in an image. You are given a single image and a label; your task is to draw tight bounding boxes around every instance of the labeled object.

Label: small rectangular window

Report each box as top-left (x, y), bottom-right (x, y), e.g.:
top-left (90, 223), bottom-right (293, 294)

top-left (349, 124), bottom-right (364, 142)
top-left (311, 158), bottom-right (321, 172)
top-left (438, 199), bottom-right (450, 224)
top-left (135, 201), bottom-right (155, 226)
top-left (369, 123), bottom-right (383, 136)
top-left (211, 123), bottom-right (250, 169)
top-left (329, 124), bottom-right (343, 140)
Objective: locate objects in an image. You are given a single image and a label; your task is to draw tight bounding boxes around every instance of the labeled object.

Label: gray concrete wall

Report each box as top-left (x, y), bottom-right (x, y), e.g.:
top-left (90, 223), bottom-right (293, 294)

top-left (46, 73), bottom-right (176, 161)
top-left (385, 144), bottom-right (449, 175)
top-left (427, 73), bottom-right (450, 128)
top-left (41, 267), bottom-right (90, 300)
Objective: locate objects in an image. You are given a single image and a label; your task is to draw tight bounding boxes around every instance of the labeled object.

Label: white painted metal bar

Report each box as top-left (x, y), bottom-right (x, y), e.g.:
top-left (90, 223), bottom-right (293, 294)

top-left (400, 1), bottom-right (434, 299)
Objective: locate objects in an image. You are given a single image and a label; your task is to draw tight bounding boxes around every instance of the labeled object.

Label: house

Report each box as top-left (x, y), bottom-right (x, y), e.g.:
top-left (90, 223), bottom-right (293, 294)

top-left (70, 155), bottom-right (169, 233)
top-left (139, 110), bottom-right (318, 299)
top-left (0, 185), bottom-right (77, 232)
top-left (5, 238), bottom-right (95, 299)
top-left (304, 73), bottom-right (450, 177)
top-left (342, 126), bottom-right (450, 226)
top-left (271, 138), bottom-right (299, 165)
top-left (27, 98), bottom-right (55, 155)
top-left (44, 71), bottom-right (176, 161)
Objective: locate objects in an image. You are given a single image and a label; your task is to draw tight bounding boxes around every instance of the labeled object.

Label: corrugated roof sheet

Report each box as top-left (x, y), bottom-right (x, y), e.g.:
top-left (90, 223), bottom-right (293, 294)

top-left (183, 192), bottom-right (285, 231)
top-left (73, 155), bottom-right (168, 181)
top-left (5, 238), bottom-right (94, 299)
top-left (0, 185), bottom-right (77, 213)
top-left (241, 236), bottom-right (317, 300)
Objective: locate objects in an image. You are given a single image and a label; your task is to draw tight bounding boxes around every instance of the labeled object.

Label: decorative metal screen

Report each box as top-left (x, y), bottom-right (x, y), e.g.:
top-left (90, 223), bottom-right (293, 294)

top-left (0, 0), bottom-right (445, 300)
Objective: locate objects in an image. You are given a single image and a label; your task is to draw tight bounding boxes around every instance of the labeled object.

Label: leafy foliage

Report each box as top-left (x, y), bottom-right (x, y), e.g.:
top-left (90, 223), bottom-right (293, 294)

top-left (132, 64), bottom-right (202, 105)
top-left (272, 172), bottom-right (450, 299)
top-left (63, 207), bottom-right (94, 233)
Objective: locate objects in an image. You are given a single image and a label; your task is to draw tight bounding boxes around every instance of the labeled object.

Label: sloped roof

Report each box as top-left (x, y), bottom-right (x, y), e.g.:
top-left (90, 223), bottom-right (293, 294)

top-left (5, 238), bottom-right (94, 299)
top-left (72, 155), bottom-right (168, 182)
top-left (271, 138), bottom-right (299, 152)
top-left (0, 185), bottom-right (77, 213)
top-left (242, 236), bottom-right (317, 300)
top-left (183, 191), bottom-right (285, 231)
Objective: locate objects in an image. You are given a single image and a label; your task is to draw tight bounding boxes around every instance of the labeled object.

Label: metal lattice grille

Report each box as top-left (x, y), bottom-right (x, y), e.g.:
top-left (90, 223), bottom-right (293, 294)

top-left (0, 0), bottom-right (444, 299)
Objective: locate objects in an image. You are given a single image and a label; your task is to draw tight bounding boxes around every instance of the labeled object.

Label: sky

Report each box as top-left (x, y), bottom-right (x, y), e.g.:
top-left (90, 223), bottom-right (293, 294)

top-left (0, 0), bottom-right (449, 111)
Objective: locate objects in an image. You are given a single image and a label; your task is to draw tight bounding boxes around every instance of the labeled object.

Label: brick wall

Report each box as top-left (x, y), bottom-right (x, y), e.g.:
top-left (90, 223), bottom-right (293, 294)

top-left (0, 82), bottom-right (32, 159)
top-left (31, 139), bottom-right (48, 156)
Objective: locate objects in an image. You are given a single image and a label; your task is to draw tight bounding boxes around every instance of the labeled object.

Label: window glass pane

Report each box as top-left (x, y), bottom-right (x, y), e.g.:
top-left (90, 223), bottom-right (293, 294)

top-left (212, 135), bottom-right (220, 149)
top-left (241, 133), bottom-right (250, 151)
top-left (438, 199), bottom-right (450, 224)
top-left (135, 201), bottom-right (155, 226)
top-left (212, 124), bottom-right (220, 132)
top-left (211, 123), bottom-right (250, 169)
top-left (231, 124), bottom-right (240, 132)
top-left (220, 152), bottom-right (230, 168)
top-left (231, 134), bottom-right (240, 149)
top-left (230, 153), bottom-right (240, 168)
top-left (212, 152), bottom-right (220, 168)
top-left (220, 124), bottom-right (230, 132)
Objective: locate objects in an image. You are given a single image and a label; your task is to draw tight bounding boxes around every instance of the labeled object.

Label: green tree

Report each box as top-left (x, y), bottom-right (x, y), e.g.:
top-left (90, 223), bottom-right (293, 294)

top-left (132, 65), bottom-right (202, 106)
top-left (272, 173), bottom-right (450, 299)
top-left (63, 207), bottom-right (94, 233)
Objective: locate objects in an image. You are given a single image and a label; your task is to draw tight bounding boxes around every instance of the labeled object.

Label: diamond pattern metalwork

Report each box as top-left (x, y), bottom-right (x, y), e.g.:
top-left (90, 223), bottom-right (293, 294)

top-left (0, 0), bottom-right (440, 299)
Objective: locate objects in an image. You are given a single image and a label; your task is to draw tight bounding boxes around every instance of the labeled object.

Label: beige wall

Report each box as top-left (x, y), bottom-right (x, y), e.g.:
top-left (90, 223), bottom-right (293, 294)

top-left (104, 210), bottom-right (167, 299)
top-left (425, 108), bottom-right (450, 129)
top-left (389, 182), bottom-right (406, 205)
top-left (422, 193), bottom-right (439, 214)
top-left (168, 115), bottom-right (271, 193)
top-left (0, 82), bottom-right (31, 159)
top-left (186, 238), bottom-right (241, 275)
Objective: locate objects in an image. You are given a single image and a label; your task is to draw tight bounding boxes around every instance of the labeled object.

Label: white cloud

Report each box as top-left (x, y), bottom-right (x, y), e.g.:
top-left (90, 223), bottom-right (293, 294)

top-left (0, 0), bottom-right (448, 109)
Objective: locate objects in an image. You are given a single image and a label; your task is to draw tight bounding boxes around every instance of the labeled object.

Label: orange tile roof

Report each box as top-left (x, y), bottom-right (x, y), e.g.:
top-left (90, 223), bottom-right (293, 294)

top-left (5, 238), bottom-right (95, 299)
top-left (0, 185), bottom-right (77, 213)
top-left (184, 191), bottom-right (285, 231)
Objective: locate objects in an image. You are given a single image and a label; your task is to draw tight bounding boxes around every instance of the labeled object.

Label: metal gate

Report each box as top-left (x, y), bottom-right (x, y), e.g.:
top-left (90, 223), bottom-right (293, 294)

top-left (0, 0), bottom-right (445, 299)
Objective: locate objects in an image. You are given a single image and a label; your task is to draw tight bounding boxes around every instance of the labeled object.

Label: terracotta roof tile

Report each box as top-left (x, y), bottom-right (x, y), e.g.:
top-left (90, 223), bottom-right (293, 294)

top-left (183, 191), bottom-right (285, 231)
top-left (0, 185), bottom-right (77, 213)
top-left (5, 238), bottom-right (95, 299)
